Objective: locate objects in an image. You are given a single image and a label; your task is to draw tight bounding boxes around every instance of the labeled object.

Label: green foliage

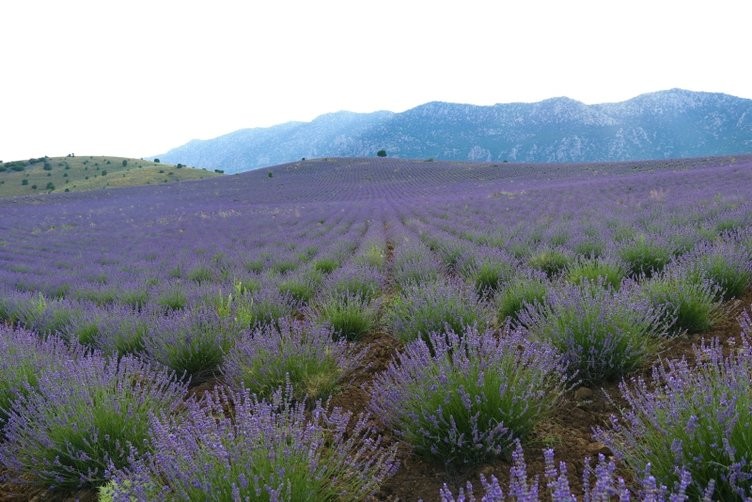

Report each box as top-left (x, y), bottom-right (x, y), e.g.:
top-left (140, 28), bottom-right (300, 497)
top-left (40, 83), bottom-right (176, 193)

top-left (642, 273), bottom-right (723, 334)
top-left (271, 259), bottom-right (297, 275)
top-left (376, 149), bottom-right (387, 157)
top-left (316, 293), bottom-right (377, 341)
top-left (357, 244), bottom-right (385, 269)
top-left (520, 284), bottom-right (666, 383)
top-left (528, 249), bottom-right (570, 277)
top-left (387, 280), bottom-right (489, 344)
top-left (686, 250), bottom-right (752, 300)
top-left (619, 238), bottom-right (671, 277)
top-left (565, 258), bottom-right (626, 290)
top-left (595, 336), bottom-right (752, 500)
top-left (187, 266), bottom-right (214, 284)
top-left (496, 276), bottom-right (548, 323)
top-left (157, 288), bottom-right (188, 311)
top-left (468, 260), bottom-right (514, 297)
top-left (313, 258), bottom-right (339, 274)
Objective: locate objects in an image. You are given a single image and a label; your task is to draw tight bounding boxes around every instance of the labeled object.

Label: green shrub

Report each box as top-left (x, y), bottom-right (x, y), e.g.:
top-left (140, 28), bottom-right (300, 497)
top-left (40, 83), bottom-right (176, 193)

top-left (528, 249), bottom-right (570, 277)
top-left (642, 272), bottom-right (723, 334)
top-left (619, 238), bottom-right (672, 277)
top-left (565, 257), bottom-right (626, 290)
top-left (315, 293), bottom-right (378, 341)
top-left (496, 276), bottom-right (548, 323)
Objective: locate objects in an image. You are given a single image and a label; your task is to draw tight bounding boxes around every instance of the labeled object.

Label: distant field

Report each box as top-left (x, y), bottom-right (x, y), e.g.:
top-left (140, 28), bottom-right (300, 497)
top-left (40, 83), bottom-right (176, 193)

top-left (0, 155), bottom-right (220, 197)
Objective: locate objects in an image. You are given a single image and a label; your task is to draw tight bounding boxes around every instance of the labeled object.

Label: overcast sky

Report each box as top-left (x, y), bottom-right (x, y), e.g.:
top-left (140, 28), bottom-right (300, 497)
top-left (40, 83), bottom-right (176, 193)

top-left (1, 0), bottom-right (750, 161)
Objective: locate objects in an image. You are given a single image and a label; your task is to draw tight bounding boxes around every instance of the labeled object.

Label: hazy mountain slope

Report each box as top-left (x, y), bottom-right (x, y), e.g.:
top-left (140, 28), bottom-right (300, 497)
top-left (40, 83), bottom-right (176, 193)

top-left (158, 89), bottom-right (752, 173)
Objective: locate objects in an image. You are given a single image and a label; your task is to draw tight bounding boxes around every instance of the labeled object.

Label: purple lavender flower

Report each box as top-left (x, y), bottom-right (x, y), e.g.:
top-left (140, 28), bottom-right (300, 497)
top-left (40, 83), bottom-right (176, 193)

top-left (222, 318), bottom-right (356, 400)
top-left (438, 442), bottom-right (696, 501)
top-left (143, 306), bottom-right (237, 381)
top-left (0, 325), bottom-right (87, 426)
top-left (106, 383), bottom-right (397, 500)
top-left (517, 282), bottom-right (668, 383)
top-left (0, 352), bottom-right (186, 491)
top-left (594, 325), bottom-right (752, 500)
top-left (387, 279), bottom-right (492, 344)
top-left (369, 326), bottom-right (567, 465)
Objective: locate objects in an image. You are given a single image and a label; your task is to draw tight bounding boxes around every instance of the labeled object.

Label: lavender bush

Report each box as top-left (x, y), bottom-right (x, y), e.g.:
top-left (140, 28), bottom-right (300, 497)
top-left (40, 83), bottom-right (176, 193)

top-left (0, 325), bottom-right (86, 427)
top-left (222, 319), bottom-right (353, 401)
top-left (684, 240), bottom-right (752, 300)
top-left (495, 275), bottom-right (549, 323)
top-left (565, 256), bottom-right (626, 290)
top-left (62, 304), bottom-right (151, 354)
top-left (595, 322), bottom-right (752, 500)
top-left (528, 248), bottom-right (571, 278)
top-left (518, 283), bottom-right (668, 383)
top-left (369, 327), bottom-right (567, 465)
top-left (642, 270), bottom-right (724, 334)
top-left (233, 285), bottom-right (294, 330)
top-left (104, 384), bottom-right (397, 501)
top-left (143, 306), bottom-right (237, 381)
top-left (325, 263), bottom-right (383, 301)
top-left (0, 353), bottom-right (186, 491)
top-left (619, 237), bottom-right (672, 278)
top-left (387, 279), bottom-right (491, 343)
top-left (438, 441), bottom-right (699, 501)
top-left (313, 291), bottom-right (378, 341)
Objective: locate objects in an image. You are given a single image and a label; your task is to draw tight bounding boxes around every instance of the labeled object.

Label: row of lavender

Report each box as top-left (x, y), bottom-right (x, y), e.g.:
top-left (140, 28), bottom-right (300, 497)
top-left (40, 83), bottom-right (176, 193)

top-left (1, 156), bottom-right (752, 499)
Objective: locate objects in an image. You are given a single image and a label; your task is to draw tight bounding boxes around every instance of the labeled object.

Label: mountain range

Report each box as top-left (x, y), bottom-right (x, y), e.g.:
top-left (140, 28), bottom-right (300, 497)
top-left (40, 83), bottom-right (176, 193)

top-left (158, 89), bottom-right (752, 173)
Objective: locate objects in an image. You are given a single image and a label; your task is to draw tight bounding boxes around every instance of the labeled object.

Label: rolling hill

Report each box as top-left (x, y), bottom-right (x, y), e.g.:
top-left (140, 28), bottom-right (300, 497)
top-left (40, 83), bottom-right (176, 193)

top-left (157, 89), bottom-right (752, 173)
top-left (0, 155), bottom-right (219, 197)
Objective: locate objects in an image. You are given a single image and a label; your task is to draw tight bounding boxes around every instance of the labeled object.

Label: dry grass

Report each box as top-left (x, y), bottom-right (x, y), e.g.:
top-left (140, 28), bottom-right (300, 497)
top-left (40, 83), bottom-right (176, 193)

top-left (0, 155), bottom-right (220, 197)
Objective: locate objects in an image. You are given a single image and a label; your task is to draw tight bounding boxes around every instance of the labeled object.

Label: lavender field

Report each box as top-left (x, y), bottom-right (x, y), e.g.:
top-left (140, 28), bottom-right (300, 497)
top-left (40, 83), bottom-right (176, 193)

top-left (1, 155), bottom-right (752, 500)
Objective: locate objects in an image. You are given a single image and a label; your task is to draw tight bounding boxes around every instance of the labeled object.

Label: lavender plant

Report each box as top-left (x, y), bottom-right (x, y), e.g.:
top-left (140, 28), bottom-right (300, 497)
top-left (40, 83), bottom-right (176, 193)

top-left (369, 327), bottom-right (567, 465)
top-left (313, 292), bottom-right (378, 341)
top-left (594, 324), bottom-right (752, 500)
top-left (144, 306), bottom-right (237, 381)
top-left (387, 279), bottom-right (491, 343)
top-left (642, 269), bottom-right (724, 334)
top-left (62, 304), bottom-right (151, 354)
top-left (232, 285), bottom-right (295, 330)
top-left (683, 240), bottom-right (752, 300)
top-left (0, 325), bottom-right (85, 427)
top-left (1, 292), bottom-right (79, 335)
top-left (619, 237), bottom-right (672, 277)
top-left (517, 282), bottom-right (668, 383)
top-left (438, 441), bottom-right (697, 501)
top-left (325, 263), bottom-right (383, 301)
top-left (0, 353), bottom-right (186, 491)
top-left (565, 256), bottom-right (627, 290)
top-left (104, 384), bottom-right (397, 501)
top-left (463, 256), bottom-right (515, 298)
top-left (528, 248), bottom-right (571, 278)
top-left (222, 319), bottom-right (353, 401)
top-left (277, 270), bottom-right (322, 304)
top-left (495, 275), bottom-right (548, 323)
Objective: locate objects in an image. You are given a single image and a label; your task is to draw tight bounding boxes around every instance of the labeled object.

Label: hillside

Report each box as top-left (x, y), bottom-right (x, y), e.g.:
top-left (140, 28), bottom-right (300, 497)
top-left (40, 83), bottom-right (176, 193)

top-left (0, 155), bottom-right (219, 197)
top-left (157, 89), bottom-right (752, 173)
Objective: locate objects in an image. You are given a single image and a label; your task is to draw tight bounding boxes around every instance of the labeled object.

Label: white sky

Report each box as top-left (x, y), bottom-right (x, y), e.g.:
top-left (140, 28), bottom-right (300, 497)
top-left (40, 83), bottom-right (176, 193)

top-left (1, 0), bottom-right (750, 161)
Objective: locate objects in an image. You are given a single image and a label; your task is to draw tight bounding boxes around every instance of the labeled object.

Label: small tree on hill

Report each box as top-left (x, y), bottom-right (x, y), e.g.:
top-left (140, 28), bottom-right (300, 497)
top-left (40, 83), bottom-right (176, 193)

top-left (377, 149), bottom-right (387, 157)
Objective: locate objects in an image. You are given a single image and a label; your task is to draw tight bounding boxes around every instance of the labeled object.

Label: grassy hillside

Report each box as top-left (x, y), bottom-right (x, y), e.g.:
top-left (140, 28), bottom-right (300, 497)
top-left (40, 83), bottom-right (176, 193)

top-left (0, 155), bottom-right (220, 197)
